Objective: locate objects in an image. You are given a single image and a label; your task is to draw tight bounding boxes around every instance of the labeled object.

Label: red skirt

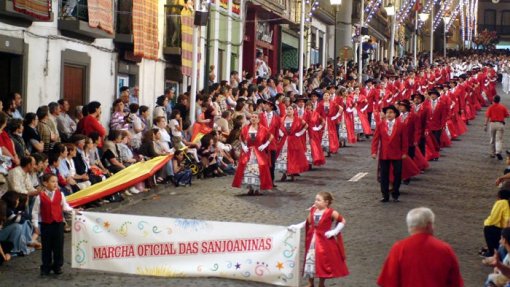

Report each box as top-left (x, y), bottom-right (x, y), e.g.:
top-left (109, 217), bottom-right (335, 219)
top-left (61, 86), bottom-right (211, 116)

top-left (440, 129), bottom-right (452, 148)
top-left (413, 148), bottom-right (429, 171)
top-left (425, 134), bottom-right (440, 161)
top-left (446, 119), bottom-right (458, 139)
top-left (390, 156), bottom-right (421, 182)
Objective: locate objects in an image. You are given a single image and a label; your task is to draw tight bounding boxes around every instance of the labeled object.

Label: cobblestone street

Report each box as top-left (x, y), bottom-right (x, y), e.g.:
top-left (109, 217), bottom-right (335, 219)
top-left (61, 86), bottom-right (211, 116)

top-left (2, 89), bottom-right (508, 287)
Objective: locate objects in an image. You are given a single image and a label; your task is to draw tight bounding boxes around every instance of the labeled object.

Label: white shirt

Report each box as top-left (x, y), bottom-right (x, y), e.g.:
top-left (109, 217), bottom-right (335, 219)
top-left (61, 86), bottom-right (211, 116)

top-left (387, 119), bottom-right (395, 136)
top-left (31, 189), bottom-right (74, 228)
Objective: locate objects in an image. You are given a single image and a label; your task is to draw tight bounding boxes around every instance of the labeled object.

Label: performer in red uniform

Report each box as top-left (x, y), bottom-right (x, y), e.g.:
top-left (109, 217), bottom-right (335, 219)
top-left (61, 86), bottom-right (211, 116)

top-left (378, 207), bottom-right (463, 287)
top-left (232, 113), bottom-right (273, 195)
top-left (288, 191), bottom-right (349, 287)
top-left (317, 92), bottom-right (341, 155)
top-left (305, 101), bottom-right (326, 166)
top-left (371, 105), bottom-right (408, 202)
top-left (276, 106), bottom-right (309, 181)
top-left (259, 98), bottom-right (281, 186)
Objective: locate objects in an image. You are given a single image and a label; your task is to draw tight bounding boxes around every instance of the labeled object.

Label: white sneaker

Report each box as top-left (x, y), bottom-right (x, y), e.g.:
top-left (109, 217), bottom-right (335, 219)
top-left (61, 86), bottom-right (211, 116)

top-left (129, 187), bottom-right (141, 194)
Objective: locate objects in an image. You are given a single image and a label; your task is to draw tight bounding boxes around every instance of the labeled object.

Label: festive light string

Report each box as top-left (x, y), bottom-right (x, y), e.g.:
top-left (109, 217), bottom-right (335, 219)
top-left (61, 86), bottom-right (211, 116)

top-left (304, 0), bottom-right (319, 22)
top-left (432, 0), bottom-right (454, 31)
top-left (473, 0), bottom-right (478, 37)
top-left (460, 0), bottom-right (466, 44)
top-left (396, 0), bottom-right (417, 24)
top-left (365, 0), bottom-right (383, 23)
top-left (445, 2), bottom-right (461, 32)
top-left (418, 0), bottom-right (437, 30)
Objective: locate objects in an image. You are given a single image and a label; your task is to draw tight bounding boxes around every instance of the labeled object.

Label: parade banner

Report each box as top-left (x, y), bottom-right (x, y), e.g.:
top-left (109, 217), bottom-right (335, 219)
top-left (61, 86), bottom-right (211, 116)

top-left (72, 211), bottom-right (300, 286)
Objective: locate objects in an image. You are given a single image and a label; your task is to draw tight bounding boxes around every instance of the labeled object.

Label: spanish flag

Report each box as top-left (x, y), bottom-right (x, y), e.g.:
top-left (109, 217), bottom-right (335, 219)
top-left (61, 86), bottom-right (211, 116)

top-left (66, 155), bottom-right (172, 207)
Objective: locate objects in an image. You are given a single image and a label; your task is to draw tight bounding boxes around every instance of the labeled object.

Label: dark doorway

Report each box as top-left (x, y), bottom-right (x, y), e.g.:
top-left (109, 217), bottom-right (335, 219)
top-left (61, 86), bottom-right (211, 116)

top-left (0, 52), bottom-right (23, 101)
top-left (63, 64), bottom-right (85, 114)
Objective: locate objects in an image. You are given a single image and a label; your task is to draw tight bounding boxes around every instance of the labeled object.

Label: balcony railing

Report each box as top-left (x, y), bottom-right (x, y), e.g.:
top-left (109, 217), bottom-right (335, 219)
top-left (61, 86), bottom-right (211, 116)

top-left (479, 24), bottom-right (510, 35)
top-left (58, 0), bottom-right (114, 40)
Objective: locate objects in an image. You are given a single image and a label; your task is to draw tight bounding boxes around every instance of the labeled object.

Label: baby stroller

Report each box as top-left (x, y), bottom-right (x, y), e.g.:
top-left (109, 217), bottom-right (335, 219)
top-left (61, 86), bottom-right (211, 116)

top-left (179, 146), bottom-right (203, 176)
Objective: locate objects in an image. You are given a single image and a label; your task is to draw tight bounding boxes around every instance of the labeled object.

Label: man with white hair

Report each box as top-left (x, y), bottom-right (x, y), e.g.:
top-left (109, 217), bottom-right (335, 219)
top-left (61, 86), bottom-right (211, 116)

top-left (377, 207), bottom-right (463, 287)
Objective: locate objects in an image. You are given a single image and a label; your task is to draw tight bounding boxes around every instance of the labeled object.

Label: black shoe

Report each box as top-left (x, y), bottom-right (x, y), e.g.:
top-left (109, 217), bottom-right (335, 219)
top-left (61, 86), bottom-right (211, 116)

top-left (380, 198), bottom-right (389, 202)
top-left (53, 268), bottom-right (63, 275)
top-left (403, 179), bottom-right (410, 185)
top-left (497, 154), bottom-right (503, 160)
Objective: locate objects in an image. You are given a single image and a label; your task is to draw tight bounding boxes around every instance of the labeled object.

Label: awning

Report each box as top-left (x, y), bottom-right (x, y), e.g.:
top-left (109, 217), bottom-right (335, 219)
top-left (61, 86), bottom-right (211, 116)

top-left (367, 24), bottom-right (388, 43)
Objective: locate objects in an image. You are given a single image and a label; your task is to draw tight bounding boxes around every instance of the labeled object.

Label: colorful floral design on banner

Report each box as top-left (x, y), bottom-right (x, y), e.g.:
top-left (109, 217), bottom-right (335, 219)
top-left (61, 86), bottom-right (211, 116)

top-left (174, 218), bottom-right (208, 231)
top-left (117, 221), bottom-right (132, 237)
top-left (136, 266), bottom-right (185, 277)
top-left (74, 216), bottom-right (87, 233)
top-left (74, 240), bottom-right (88, 265)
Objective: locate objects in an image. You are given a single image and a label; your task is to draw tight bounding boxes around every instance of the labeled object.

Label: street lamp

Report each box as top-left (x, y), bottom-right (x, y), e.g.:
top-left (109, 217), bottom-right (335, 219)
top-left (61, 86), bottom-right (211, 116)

top-left (414, 11), bottom-right (429, 67)
top-left (331, 0), bottom-right (342, 86)
top-left (385, 3), bottom-right (396, 66)
top-left (442, 15), bottom-right (451, 58)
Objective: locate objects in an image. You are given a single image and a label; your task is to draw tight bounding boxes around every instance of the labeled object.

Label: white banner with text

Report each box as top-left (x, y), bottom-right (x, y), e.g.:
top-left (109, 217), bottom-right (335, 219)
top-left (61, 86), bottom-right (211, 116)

top-left (72, 211), bottom-right (300, 286)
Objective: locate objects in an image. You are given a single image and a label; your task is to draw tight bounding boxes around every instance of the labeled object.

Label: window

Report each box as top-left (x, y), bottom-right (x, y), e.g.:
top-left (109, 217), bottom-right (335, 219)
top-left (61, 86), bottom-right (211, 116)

top-left (484, 9), bottom-right (496, 26)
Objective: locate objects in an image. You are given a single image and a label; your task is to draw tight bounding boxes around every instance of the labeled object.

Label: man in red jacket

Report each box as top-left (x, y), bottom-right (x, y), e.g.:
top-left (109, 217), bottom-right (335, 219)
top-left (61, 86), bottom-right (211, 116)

top-left (426, 89), bottom-right (447, 150)
top-left (378, 207), bottom-right (463, 287)
top-left (372, 105), bottom-right (408, 202)
top-left (412, 94), bottom-right (429, 155)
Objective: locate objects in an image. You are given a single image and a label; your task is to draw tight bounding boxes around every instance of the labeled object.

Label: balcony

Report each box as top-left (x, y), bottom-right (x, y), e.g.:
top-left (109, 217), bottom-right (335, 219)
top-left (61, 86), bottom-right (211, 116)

top-left (0, 0), bottom-right (52, 26)
top-left (58, 0), bottom-right (114, 41)
top-left (115, 0), bottom-right (133, 44)
top-left (251, 0), bottom-right (292, 23)
top-left (479, 24), bottom-right (510, 35)
top-left (163, 0), bottom-right (183, 56)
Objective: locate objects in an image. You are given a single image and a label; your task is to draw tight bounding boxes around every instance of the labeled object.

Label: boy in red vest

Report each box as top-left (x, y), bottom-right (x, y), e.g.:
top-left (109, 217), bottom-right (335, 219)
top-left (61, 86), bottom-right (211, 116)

top-left (31, 173), bottom-right (75, 276)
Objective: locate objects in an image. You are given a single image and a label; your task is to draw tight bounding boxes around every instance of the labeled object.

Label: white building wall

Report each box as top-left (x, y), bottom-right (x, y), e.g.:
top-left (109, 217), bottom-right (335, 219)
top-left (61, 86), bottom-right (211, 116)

top-left (0, 0), bottom-right (167, 127)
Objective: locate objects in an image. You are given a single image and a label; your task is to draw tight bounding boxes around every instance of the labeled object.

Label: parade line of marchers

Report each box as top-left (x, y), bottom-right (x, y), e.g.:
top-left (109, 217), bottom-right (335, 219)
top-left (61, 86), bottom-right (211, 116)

top-left (93, 237), bottom-right (273, 259)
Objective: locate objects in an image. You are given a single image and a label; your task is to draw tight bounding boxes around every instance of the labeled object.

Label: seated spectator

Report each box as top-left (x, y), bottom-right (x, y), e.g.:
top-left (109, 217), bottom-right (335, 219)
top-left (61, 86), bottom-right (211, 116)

top-left (153, 95), bottom-right (168, 122)
top-left (0, 111), bottom-right (19, 167)
top-left (101, 131), bottom-right (126, 174)
top-left (138, 105), bottom-right (150, 133)
top-left (83, 136), bottom-right (108, 180)
top-left (36, 106), bottom-right (57, 153)
top-left (45, 150), bottom-right (73, 196)
top-left (1, 191), bottom-right (40, 251)
top-left (47, 102), bottom-right (61, 143)
top-left (7, 156), bottom-right (40, 197)
top-left (118, 131), bottom-right (138, 167)
top-left (199, 133), bottom-right (225, 178)
top-left (215, 110), bottom-right (232, 142)
top-left (64, 144), bottom-right (91, 190)
top-left (226, 115), bottom-right (244, 160)
top-left (74, 105), bottom-right (84, 124)
top-left (110, 99), bottom-right (129, 131)
top-left (82, 102), bottom-right (106, 148)
top-left (128, 104), bottom-right (144, 150)
top-left (139, 129), bottom-right (173, 183)
top-left (8, 119), bottom-right (29, 158)
top-left (56, 99), bottom-right (77, 142)
top-left (172, 150), bottom-right (192, 187)
top-left (71, 135), bottom-right (102, 185)
top-left (482, 189), bottom-right (510, 257)
top-left (0, 200), bottom-right (22, 259)
top-left (485, 227), bottom-right (510, 287)
top-left (22, 113), bottom-right (44, 154)
top-left (31, 153), bottom-right (48, 189)
top-left (154, 116), bottom-right (172, 150)
top-left (168, 111), bottom-right (200, 162)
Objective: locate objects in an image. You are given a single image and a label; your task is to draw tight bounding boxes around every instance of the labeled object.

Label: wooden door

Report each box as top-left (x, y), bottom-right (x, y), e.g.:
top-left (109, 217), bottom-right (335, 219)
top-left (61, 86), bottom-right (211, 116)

top-left (63, 65), bottom-right (85, 113)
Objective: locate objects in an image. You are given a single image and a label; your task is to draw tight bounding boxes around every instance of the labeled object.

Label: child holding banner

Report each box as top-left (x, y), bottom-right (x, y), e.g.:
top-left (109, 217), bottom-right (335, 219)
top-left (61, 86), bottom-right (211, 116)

top-left (289, 191), bottom-right (349, 287)
top-left (31, 173), bottom-right (76, 276)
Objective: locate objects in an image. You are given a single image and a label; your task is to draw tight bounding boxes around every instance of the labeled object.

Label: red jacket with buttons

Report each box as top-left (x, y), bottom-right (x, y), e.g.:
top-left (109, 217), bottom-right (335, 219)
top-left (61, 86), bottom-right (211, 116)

top-left (39, 190), bottom-right (64, 224)
top-left (372, 119), bottom-right (408, 160)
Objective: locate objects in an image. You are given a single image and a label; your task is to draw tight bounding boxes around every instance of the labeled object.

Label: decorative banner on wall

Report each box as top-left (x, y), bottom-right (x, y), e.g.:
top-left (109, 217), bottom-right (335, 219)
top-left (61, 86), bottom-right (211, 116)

top-left (72, 212), bottom-right (300, 286)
